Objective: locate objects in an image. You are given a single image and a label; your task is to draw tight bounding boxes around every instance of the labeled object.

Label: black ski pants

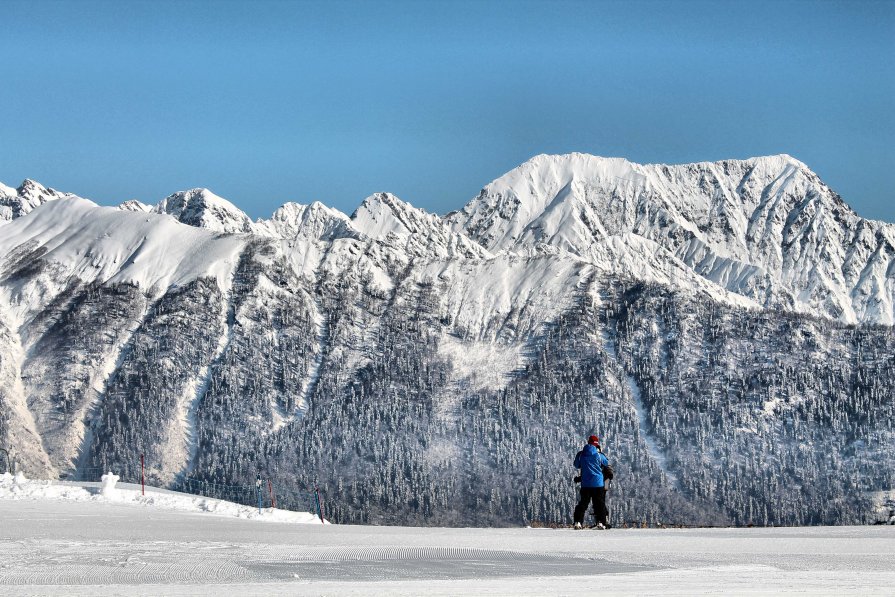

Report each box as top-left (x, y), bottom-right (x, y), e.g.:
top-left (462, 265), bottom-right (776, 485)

top-left (574, 486), bottom-right (608, 525)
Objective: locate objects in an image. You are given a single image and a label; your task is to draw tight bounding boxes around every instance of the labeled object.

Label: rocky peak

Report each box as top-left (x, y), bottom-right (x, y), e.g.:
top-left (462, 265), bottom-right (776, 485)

top-left (352, 192), bottom-right (490, 260)
top-left (257, 201), bottom-right (355, 243)
top-left (0, 179), bottom-right (81, 223)
top-left (117, 199), bottom-right (153, 213)
top-left (154, 188), bottom-right (254, 234)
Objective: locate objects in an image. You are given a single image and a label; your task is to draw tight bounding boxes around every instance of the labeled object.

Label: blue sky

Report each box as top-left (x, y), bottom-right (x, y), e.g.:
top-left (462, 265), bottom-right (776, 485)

top-left (1, 0), bottom-right (893, 221)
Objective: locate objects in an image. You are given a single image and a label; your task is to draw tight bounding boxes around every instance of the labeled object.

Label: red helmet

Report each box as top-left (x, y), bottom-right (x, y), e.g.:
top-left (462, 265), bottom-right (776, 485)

top-left (588, 435), bottom-right (600, 446)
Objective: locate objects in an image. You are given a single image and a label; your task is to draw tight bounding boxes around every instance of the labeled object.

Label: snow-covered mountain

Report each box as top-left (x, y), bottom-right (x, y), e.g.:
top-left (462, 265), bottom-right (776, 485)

top-left (117, 199), bottom-right (153, 213)
top-left (0, 179), bottom-right (83, 223)
top-left (254, 201), bottom-right (354, 243)
top-left (0, 154), bottom-right (892, 528)
top-left (154, 188), bottom-right (256, 234)
top-left (449, 153), bottom-right (895, 325)
top-left (350, 192), bottom-right (492, 261)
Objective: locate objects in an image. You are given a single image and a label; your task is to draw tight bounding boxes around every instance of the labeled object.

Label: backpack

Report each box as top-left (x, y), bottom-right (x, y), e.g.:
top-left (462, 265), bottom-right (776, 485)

top-left (601, 462), bottom-right (614, 481)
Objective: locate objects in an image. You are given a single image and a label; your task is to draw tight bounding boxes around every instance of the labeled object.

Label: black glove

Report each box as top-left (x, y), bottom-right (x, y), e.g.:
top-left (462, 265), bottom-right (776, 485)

top-left (574, 475), bottom-right (582, 483)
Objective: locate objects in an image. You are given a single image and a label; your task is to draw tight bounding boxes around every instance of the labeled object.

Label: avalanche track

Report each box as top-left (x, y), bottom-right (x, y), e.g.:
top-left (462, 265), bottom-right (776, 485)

top-left (596, 305), bottom-right (680, 491)
top-left (625, 373), bottom-right (681, 490)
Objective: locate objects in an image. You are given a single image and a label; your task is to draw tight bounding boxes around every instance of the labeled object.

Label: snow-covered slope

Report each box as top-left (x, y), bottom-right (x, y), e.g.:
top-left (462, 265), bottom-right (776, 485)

top-left (448, 153), bottom-right (895, 324)
top-left (0, 198), bottom-right (249, 473)
top-left (2, 482), bottom-right (893, 594)
top-left (0, 198), bottom-right (246, 320)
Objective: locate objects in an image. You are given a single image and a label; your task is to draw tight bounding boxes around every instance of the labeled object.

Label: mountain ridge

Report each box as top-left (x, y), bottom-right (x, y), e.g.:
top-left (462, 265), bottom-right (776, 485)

top-left (3, 152), bottom-right (891, 325)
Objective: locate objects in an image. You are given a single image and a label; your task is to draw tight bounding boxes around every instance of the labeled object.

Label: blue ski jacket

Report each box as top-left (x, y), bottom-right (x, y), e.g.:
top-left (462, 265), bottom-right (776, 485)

top-left (574, 444), bottom-right (609, 488)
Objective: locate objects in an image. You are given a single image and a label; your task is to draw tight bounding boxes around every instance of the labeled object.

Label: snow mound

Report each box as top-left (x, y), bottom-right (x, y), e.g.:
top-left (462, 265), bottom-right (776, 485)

top-left (100, 471), bottom-right (119, 497)
top-left (0, 472), bottom-right (324, 524)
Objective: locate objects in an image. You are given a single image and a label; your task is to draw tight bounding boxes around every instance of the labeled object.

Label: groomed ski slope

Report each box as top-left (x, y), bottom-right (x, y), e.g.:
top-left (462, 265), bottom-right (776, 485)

top-left (1, 474), bottom-right (893, 595)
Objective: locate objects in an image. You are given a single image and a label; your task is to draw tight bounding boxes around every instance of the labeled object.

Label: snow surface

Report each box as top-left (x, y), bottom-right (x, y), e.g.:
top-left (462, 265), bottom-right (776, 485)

top-left (351, 192), bottom-right (492, 260)
top-left (0, 478), bottom-right (892, 595)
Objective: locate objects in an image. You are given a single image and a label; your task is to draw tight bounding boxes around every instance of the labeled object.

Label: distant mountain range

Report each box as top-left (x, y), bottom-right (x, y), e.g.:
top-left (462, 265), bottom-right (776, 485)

top-left (1, 154), bottom-right (892, 526)
top-left (6, 154), bottom-right (892, 324)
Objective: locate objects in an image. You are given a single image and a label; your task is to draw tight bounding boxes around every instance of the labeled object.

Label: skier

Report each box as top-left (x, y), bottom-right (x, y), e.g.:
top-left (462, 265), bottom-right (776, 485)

top-left (573, 434), bottom-right (611, 529)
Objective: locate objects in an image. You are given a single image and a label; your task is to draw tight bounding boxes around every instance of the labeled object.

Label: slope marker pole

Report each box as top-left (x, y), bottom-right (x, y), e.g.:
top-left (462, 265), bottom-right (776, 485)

top-left (315, 486), bottom-right (325, 524)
